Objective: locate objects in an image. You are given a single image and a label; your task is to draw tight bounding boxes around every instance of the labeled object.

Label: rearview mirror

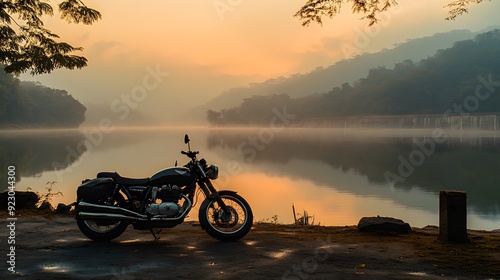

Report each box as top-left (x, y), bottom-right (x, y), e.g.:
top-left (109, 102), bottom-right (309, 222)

top-left (184, 134), bottom-right (190, 144)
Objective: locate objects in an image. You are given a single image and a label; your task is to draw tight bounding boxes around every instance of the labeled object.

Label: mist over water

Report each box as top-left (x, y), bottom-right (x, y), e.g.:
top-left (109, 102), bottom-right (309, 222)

top-left (1, 127), bottom-right (499, 230)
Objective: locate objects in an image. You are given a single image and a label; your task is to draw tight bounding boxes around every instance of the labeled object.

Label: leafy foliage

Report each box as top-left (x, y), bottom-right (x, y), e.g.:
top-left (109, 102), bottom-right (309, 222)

top-left (295, 0), bottom-right (489, 26)
top-left (445, 0), bottom-right (489, 20)
top-left (207, 30), bottom-right (500, 125)
top-left (295, 0), bottom-right (398, 26)
top-left (0, 0), bottom-right (100, 74)
top-left (0, 65), bottom-right (86, 127)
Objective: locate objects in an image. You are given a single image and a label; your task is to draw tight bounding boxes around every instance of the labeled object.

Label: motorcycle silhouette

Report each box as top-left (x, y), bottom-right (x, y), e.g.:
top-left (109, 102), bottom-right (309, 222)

top-left (75, 134), bottom-right (253, 241)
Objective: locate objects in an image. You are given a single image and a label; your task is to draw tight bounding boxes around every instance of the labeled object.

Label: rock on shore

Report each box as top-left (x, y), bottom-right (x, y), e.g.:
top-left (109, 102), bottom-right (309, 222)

top-left (358, 216), bottom-right (411, 234)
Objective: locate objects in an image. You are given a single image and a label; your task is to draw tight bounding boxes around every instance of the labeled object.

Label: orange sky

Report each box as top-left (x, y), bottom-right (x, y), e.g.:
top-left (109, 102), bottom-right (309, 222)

top-left (22, 0), bottom-right (500, 123)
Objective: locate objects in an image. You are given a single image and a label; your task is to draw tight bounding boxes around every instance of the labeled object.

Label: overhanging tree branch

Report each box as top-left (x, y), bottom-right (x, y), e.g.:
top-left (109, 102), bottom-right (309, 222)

top-left (0, 0), bottom-right (100, 75)
top-left (445, 0), bottom-right (487, 20)
top-left (295, 0), bottom-right (490, 26)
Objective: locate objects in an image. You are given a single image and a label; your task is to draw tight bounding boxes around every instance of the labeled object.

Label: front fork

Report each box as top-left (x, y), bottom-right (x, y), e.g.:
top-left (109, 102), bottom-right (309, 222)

top-left (198, 179), bottom-right (230, 212)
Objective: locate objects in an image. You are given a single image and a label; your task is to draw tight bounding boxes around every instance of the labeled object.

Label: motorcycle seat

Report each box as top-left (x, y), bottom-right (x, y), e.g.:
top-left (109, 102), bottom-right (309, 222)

top-left (96, 172), bottom-right (150, 185)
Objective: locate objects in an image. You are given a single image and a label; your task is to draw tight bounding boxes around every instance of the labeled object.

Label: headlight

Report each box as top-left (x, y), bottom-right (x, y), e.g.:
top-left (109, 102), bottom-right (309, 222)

top-left (206, 164), bottom-right (219, 180)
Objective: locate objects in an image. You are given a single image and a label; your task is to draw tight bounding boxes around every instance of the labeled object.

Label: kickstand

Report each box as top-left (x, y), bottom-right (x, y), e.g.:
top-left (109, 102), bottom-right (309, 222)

top-left (149, 228), bottom-right (161, 240)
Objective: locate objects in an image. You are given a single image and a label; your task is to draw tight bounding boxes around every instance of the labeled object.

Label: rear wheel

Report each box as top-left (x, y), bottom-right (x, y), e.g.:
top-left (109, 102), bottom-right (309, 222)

top-left (199, 191), bottom-right (253, 242)
top-left (76, 196), bottom-right (129, 241)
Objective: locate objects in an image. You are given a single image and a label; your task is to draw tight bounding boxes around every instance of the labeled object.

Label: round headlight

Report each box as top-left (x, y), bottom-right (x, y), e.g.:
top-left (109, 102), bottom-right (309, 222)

top-left (207, 164), bottom-right (219, 180)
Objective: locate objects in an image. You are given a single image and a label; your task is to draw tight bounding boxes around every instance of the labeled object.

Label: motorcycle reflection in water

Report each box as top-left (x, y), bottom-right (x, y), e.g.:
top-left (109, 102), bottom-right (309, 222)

top-left (75, 134), bottom-right (253, 241)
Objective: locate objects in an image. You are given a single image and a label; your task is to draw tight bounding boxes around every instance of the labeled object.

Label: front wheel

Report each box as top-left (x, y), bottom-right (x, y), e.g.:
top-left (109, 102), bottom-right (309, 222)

top-left (199, 191), bottom-right (253, 242)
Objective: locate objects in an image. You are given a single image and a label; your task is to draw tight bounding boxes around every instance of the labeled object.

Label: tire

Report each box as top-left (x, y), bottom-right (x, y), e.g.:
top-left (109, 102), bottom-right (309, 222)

top-left (76, 196), bottom-right (129, 242)
top-left (198, 191), bottom-right (253, 242)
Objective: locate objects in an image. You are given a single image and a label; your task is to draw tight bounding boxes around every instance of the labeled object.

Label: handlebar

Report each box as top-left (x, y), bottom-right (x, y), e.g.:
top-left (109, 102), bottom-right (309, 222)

top-left (181, 151), bottom-right (199, 158)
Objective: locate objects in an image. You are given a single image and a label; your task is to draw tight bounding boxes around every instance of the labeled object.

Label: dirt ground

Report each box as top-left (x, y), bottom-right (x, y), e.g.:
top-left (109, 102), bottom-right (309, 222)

top-left (1, 215), bottom-right (499, 279)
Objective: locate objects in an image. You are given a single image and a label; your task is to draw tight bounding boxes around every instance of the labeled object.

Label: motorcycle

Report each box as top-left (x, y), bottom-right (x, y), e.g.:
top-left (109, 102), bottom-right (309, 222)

top-left (75, 134), bottom-right (253, 242)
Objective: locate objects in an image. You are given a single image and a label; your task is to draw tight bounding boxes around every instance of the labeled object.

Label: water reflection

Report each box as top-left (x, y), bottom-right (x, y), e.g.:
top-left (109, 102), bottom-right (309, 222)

top-left (0, 130), bottom-right (86, 185)
top-left (206, 129), bottom-right (500, 217)
top-left (1, 127), bottom-right (498, 230)
top-left (0, 128), bottom-right (163, 188)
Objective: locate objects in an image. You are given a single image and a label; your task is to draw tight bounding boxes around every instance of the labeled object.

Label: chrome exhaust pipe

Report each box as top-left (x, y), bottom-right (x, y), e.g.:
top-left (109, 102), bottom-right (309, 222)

top-left (78, 211), bottom-right (147, 221)
top-left (77, 201), bottom-right (146, 219)
top-left (77, 195), bottom-right (192, 222)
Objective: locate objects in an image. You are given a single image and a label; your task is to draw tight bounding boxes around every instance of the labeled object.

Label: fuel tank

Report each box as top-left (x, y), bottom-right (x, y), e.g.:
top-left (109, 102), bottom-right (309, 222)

top-left (149, 167), bottom-right (194, 186)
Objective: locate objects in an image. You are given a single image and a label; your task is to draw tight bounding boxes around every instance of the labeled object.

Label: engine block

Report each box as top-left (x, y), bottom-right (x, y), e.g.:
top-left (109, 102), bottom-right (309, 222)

top-left (146, 184), bottom-right (181, 217)
top-left (158, 184), bottom-right (180, 202)
top-left (147, 202), bottom-right (179, 216)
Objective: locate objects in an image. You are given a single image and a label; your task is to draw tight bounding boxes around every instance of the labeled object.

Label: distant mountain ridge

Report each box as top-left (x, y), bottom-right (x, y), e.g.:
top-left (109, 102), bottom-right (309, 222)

top-left (206, 29), bottom-right (500, 125)
top-left (198, 27), bottom-right (499, 115)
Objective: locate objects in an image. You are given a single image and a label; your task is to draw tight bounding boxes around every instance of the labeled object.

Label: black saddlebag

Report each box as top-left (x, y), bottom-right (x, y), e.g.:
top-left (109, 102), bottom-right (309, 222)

top-left (77, 178), bottom-right (115, 203)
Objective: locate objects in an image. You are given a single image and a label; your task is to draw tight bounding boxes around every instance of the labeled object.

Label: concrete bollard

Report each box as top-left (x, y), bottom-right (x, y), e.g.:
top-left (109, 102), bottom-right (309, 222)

top-left (439, 190), bottom-right (467, 243)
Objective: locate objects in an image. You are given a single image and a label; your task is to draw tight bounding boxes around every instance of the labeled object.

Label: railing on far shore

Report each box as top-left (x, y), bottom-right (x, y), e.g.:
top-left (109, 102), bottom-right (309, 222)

top-left (299, 114), bottom-right (500, 130)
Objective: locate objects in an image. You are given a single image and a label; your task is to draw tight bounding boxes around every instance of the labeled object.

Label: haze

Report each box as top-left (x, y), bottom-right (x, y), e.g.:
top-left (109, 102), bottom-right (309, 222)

top-left (21, 0), bottom-right (500, 126)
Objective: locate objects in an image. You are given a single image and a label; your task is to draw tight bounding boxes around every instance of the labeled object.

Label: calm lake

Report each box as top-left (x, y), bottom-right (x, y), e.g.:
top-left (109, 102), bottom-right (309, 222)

top-left (1, 127), bottom-right (499, 230)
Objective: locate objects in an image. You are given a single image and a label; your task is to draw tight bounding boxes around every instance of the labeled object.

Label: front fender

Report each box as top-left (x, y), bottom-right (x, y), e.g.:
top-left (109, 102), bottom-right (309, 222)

top-left (206, 190), bottom-right (237, 200)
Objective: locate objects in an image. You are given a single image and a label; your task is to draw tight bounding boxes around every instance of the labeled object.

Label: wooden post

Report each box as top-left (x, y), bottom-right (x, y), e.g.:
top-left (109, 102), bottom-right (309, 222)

top-left (439, 190), bottom-right (468, 243)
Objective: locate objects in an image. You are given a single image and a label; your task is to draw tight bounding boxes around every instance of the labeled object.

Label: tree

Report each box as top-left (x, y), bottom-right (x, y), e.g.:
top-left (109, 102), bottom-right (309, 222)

top-left (0, 65), bottom-right (86, 127)
top-left (0, 0), bottom-right (101, 74)
top-left (295, 0), bottom-right (490, 26)
top-left (206, 109), bottom-right (223, 126)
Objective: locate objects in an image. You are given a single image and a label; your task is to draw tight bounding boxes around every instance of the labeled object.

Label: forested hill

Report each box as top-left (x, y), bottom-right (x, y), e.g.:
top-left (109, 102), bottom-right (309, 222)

top-left (0, 66), bottom-right (86, 128)
top-left (207, 30), bottom-right (500, 126)
top-left (199, 29), bottom-right (481, 114)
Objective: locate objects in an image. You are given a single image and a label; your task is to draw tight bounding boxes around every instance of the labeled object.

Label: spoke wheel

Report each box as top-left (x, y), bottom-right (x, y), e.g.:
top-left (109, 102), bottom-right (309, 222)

top-left (199, 191), bottom-right (253, 241)
top-left (76, 196), bottom-right (129, 241)
top-left (82, 219), bottom-right (123, 234)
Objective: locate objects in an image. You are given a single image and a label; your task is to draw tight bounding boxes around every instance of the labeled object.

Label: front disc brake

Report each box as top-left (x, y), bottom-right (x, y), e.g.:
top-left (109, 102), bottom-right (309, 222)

top-left (214, 206), bottom-right (239, 228)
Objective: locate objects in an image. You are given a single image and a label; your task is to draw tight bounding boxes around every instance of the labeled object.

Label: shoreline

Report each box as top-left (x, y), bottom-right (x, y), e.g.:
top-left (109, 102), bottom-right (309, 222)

top-left (1, 215), bottom-right (499, 279)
